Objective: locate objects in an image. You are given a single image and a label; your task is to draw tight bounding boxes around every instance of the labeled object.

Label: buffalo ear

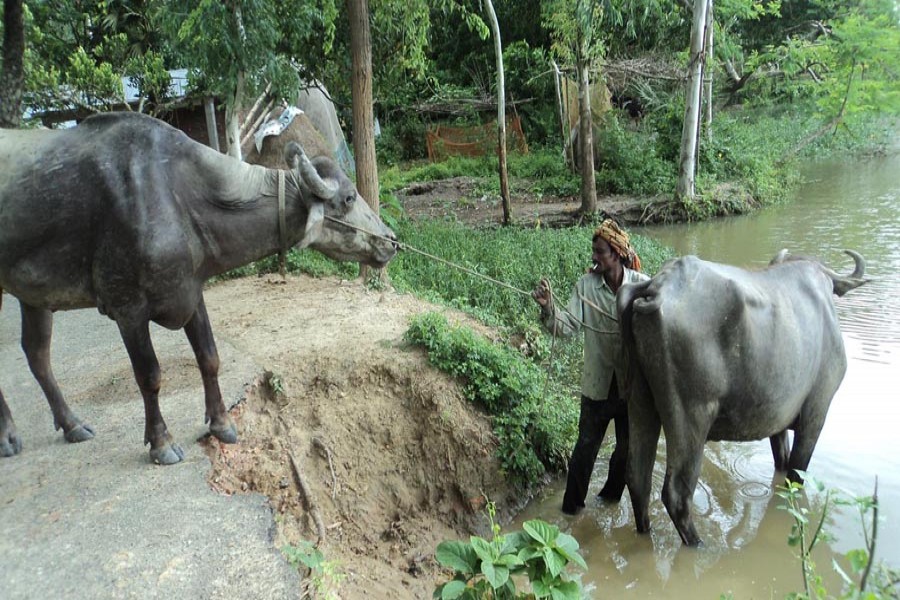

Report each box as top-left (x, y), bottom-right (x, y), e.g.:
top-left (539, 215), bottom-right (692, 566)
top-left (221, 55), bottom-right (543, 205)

top-left (296, 202), bottom-right (325, 249)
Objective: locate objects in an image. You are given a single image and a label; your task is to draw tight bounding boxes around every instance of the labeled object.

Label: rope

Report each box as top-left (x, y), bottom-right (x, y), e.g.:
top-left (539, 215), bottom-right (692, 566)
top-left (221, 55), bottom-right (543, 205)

top-left (322, 215), bottom-right (617, 333)
top-left (322, 215), bottom-right (626, 424)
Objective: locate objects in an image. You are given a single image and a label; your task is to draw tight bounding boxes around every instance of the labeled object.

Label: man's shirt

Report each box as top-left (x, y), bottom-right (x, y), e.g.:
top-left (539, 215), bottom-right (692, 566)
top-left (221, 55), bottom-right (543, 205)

top-left (540, 268), bottom-right (649, 401)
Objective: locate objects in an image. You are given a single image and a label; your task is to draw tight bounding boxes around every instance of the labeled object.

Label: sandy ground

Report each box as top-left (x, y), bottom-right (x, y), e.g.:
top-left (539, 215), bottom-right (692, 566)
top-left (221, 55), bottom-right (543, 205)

top-left (1, 274), bottom-right (516, 599)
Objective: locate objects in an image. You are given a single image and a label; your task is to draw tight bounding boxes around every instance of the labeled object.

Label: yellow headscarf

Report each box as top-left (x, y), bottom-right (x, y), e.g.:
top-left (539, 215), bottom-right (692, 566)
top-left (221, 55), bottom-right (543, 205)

top-left (594, 219), bottom-right (642, 272)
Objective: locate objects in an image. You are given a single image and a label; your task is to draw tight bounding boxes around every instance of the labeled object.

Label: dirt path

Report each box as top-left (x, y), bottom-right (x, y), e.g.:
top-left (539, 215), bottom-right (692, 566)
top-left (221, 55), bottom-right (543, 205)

top-left (395, 176), bottom-right (670, 227)
top-left (1, 275), bottom-right (514, 599)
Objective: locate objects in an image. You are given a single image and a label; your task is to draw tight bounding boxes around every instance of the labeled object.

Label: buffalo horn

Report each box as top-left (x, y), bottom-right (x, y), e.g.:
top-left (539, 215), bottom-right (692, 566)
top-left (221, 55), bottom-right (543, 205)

top-left (844, 249), bottom-right (866, 279)
top-left (284, 142), bottom-right (339, 201)
top-left (819, 249), bottom-right (869, 297)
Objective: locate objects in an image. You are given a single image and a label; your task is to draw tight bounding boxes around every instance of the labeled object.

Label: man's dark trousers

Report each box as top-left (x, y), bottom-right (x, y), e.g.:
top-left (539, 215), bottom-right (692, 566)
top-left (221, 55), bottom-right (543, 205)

top-left (561, 378), bottom-right (628, 515)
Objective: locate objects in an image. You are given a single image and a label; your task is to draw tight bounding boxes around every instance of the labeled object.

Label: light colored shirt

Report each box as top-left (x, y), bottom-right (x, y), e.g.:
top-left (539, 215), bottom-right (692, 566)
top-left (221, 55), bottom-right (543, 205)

top-left (540, 268), bottom-right (649, 401)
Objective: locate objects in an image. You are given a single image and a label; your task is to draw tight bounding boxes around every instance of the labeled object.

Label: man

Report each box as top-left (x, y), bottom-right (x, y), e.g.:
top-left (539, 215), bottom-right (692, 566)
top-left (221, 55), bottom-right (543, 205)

top-left (532, 219), bottom-right (648, 515)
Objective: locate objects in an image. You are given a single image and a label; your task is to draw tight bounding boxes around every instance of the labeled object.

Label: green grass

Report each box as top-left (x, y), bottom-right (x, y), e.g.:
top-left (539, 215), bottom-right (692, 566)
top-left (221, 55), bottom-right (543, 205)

top-left (390, 219), bottom-right (672, 330)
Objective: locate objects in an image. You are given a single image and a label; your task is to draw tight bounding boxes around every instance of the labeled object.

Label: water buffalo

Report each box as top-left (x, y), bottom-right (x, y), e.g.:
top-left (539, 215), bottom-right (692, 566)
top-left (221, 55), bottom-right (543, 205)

top-left (617, 250), bottom-right (867, 546)
top-left (0, 112), bottom-right (397, 464)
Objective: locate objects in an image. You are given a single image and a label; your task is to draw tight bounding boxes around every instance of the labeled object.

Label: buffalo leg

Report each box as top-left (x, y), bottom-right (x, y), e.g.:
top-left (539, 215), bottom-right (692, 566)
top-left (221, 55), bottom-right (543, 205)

top-left (20, 303), bottom-right (95, 443)
top-left (786, 406), bottom-right (830, 485)
top-left (117, 319), bottom-right (183, 465)
top-left (0, 389), bottom-right (23, 456)
top-left (661, 431), bottom-right (706, 547)
top-left (770, 430), bottom-right (790, 472)
top-left (625, 377), bottom-right (660, 535)
top-left (183, 297), bottom-right (237, 444)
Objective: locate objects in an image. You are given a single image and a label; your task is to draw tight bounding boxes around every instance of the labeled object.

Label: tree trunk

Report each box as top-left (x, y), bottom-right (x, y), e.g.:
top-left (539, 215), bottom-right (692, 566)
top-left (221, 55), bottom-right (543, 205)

top-left (225, 71), bottom-right (245, 160)
top-left (0, 0), bottom-right (25, 128)
top-left (577, 54), bottom-right (597, 215)
top-left (224, 2), bottom-right (247, 160)
top-left (703, 0), bottom-right (714, 143)
top-left (552, 60), bottom-right (574, 171)
top-left (675, 0), bottom-right (709, 202)
top-left (483, 0), bottom-right (511, 225)
top-left (347, 0), bottom-right (381, 280)
top-left (204, 98), bottom-right (221, 152)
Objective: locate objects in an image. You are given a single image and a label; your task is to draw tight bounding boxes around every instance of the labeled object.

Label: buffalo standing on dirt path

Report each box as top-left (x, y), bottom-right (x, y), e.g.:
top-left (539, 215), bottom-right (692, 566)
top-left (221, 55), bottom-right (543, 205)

top-left (0, 112), bottom-right (397, 464)
top-left (617, 250), bottom-right (867, 546)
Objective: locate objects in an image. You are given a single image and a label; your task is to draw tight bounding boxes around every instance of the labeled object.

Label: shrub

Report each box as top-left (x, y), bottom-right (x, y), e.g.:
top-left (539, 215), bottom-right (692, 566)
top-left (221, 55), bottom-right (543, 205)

top-left (776, 475), bottom-right (899, 600)
top-left (434, 504), bottom-right (586, 600)
top-left (405, 312), bottom-right (575, 485)
top-left (593, 114), bottom-right (675, 196)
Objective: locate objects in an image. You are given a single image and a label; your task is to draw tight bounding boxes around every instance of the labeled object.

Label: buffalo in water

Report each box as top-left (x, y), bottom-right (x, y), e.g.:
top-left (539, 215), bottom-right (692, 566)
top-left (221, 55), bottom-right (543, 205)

top-left (0, 112), bottom-right (397, 464)
top-left (617, 250), bottom-right (867, 546)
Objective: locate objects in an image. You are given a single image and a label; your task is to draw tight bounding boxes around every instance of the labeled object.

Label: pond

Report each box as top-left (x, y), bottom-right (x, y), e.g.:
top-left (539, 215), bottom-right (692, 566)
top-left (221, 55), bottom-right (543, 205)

top-left (514, 150), bottom-right (900, 597)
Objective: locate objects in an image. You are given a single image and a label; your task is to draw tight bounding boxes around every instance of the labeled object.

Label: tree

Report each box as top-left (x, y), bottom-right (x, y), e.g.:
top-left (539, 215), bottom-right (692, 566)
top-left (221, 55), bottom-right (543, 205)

top-left (20, 1), bottom-right (174, 120)
top-left (543, 0), bottom-right (604, 215)
top-left (347, 0), bottom-right (381, 280)
top-left (0, 0), bottom-right (25, 128)
top-left (675, 0), bottom-right (711, 203)
top-left (703, 0), bottom-right (714, 142)
top-left (482, 0), bottom-right (512, 224)
top-left (160, 0), bottom-right (338, 157)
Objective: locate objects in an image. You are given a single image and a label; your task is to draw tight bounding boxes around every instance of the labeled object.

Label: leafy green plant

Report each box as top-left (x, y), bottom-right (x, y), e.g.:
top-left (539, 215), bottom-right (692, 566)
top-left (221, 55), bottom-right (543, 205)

top-left (282, 540), bottom-right (345, 600)
top-left (379, 190), bottom-right (406, 230)
top-left (434, 503), bottom-right (586, 599)
top-left (776, 475), bottom-right (899, 600)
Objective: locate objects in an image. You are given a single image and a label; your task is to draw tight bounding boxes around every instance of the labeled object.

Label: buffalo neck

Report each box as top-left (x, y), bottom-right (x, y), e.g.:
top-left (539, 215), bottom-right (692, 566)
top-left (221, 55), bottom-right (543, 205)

top-left (185, 159), bottom-right (310, 279)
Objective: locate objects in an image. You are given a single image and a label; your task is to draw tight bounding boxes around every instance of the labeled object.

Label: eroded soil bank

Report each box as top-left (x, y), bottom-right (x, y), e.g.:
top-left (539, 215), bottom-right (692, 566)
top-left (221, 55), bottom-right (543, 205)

top-left (201, 275), bottom-right (520, 598)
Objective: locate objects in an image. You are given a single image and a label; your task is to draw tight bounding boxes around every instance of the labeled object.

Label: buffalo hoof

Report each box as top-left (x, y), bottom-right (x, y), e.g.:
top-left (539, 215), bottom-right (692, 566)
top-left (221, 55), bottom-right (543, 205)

top-left (561, 501), bottom-right (584, 516)
top-left (1, 430), bottom-right (22, 457)
top-left (150, 442), bottom-right (185, 465)
top-left (677, 525), bottom-right (703, 547)
top-left (210, 421), bottom-right (238, 444)
top-left (64, 422), bottom-right (96, 443)
top-left (635, 517), bottom-right (651, 534)
top-left (597, 485), bottom-right (624, 503)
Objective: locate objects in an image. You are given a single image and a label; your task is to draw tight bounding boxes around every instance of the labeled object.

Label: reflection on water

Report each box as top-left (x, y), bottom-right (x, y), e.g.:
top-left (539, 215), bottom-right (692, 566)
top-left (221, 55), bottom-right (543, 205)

top-left (514, 153), bottom-right (900, 596)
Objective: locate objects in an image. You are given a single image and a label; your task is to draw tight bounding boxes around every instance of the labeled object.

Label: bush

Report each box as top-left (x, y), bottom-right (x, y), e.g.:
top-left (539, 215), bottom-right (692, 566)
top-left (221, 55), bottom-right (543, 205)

top-left (593, 114), bottom-right (675, 196)
top-left (213, 248), bottom-right (358, 282)
top-left (405, 312), bottom-right (575, 486)
top-left (391, 220), bottom-right (672, 330)
top-left (376, 114), bottom-right (428, 165)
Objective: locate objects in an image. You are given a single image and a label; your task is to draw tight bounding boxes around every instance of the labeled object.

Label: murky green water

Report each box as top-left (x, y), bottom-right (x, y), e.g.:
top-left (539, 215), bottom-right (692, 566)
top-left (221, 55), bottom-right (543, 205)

top-left (514, 151), bottom-right (900, 597)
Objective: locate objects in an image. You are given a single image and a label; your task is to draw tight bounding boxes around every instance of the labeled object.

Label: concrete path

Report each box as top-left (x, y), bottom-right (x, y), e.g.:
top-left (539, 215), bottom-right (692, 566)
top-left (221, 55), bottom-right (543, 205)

top-left (0, 294), bottom-right (300, 599)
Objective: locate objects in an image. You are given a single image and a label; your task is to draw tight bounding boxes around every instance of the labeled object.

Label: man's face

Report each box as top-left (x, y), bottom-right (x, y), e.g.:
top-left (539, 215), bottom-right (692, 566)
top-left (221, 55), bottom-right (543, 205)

top-left (591, 238), bottom-right (620, 277)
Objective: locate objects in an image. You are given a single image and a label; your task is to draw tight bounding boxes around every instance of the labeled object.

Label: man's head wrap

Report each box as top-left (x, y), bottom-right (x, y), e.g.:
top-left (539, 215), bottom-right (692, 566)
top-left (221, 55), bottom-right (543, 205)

top-left (594, 219), bottom-right (642, 272)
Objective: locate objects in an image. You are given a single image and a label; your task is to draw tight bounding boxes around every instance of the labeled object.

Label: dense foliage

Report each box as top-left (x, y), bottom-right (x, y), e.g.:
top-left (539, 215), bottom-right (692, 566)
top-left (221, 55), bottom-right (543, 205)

top-left (3, 0), bottom-right (896, 209)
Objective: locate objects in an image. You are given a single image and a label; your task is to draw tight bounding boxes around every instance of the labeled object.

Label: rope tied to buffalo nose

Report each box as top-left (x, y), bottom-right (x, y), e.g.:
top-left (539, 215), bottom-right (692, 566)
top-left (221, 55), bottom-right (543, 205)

top-left (322, 215), bottom-right (618, 332)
